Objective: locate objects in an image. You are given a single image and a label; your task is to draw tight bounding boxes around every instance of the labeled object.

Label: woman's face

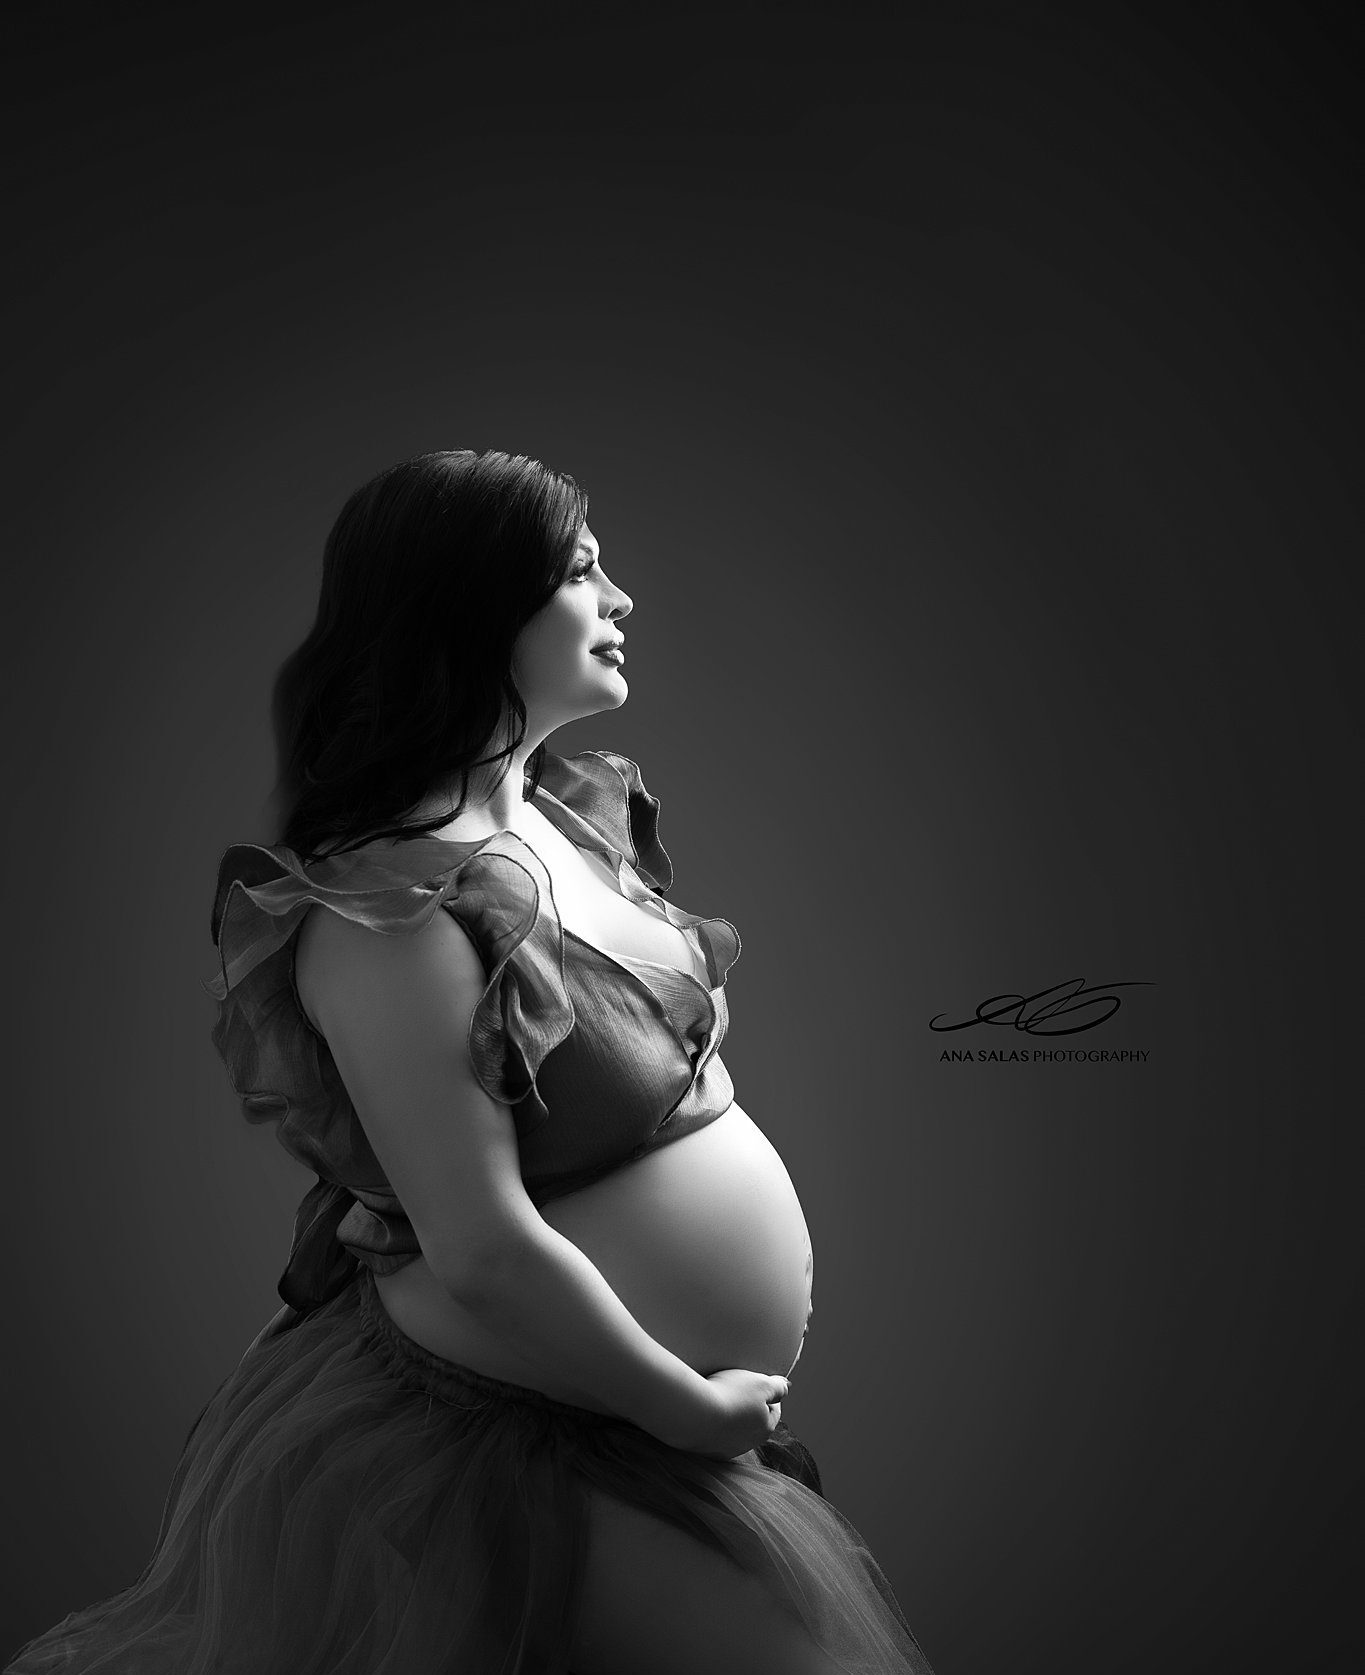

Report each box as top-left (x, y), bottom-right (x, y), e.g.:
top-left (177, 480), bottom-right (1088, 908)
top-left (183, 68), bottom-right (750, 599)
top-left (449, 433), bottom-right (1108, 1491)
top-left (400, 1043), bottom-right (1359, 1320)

top-left (512, 524), bottom-right (633, 727)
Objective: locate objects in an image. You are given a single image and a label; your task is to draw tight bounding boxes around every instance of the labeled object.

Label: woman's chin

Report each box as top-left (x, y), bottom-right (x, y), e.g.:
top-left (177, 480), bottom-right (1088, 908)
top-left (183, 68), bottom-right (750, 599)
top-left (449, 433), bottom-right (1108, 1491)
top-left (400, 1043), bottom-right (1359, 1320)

top-left (564, 678), bottom-right (628, 722)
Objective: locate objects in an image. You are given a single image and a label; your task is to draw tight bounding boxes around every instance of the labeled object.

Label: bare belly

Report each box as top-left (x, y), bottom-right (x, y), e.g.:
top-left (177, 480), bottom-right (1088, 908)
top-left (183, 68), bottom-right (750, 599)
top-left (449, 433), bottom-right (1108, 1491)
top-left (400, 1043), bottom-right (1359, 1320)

top-left (373, 1101), bottom-right (815, 1413)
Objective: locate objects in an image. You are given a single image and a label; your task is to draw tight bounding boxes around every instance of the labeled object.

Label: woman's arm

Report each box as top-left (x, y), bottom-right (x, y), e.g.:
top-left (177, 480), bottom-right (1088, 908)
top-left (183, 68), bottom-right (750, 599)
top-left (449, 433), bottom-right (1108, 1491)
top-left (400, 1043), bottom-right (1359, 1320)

top-left (295, 903), bottom-right (716, 1446)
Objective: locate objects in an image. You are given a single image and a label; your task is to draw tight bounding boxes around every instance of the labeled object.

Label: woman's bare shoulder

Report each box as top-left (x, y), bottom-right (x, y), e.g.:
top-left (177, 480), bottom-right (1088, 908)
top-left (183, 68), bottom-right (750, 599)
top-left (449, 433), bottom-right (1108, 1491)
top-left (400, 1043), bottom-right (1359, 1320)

top-left (292, 891), bottom-right (484, 1038)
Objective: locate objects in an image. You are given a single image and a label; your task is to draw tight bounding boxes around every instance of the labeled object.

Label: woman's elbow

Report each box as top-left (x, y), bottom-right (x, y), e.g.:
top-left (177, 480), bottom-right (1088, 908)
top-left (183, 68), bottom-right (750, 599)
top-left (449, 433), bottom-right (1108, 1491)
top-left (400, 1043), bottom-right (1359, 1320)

top-left (427, 1218), bottom-right (544, 1311)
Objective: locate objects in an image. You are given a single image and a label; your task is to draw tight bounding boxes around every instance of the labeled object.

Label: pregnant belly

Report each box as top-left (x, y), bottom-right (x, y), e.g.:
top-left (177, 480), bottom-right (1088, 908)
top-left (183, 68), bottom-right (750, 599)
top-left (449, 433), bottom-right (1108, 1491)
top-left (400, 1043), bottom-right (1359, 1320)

top-left (373, 1101), bottom-right (815, 1410)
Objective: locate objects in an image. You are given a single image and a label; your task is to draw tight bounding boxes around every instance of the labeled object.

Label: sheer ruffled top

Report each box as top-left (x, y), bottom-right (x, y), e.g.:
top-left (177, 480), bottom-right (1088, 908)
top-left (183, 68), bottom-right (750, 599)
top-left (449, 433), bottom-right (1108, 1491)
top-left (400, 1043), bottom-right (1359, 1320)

top-left (205, 750), bottom-right (741, 1313)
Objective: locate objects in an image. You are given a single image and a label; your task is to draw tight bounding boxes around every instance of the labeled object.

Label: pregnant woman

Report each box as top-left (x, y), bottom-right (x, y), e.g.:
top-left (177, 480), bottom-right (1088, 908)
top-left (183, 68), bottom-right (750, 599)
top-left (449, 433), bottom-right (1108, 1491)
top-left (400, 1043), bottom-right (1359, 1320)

top-left (5, 450), bottom-right (937, 1674)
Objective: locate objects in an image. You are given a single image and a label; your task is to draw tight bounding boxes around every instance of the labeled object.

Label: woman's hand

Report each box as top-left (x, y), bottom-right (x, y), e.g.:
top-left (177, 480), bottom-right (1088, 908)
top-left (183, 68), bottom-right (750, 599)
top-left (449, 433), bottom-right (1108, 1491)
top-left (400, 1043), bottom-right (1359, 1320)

top-left (661, 1368), bottom-right (791, 1460)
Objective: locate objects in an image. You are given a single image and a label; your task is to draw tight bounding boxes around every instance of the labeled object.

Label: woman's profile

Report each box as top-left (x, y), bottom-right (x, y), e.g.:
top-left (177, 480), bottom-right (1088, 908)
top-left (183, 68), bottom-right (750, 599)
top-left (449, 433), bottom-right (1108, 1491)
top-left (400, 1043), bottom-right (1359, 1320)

top-left (5, 450), bottom-right (937, 1673)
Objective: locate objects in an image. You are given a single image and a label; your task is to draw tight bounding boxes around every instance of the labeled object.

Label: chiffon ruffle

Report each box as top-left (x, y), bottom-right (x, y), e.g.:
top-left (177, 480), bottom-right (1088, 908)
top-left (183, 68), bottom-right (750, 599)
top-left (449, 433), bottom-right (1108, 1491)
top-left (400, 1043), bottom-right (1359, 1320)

top-left (6, 1271), bottom-right (935, 1674)
top-left (202, 750), bottom-right (743, 1316)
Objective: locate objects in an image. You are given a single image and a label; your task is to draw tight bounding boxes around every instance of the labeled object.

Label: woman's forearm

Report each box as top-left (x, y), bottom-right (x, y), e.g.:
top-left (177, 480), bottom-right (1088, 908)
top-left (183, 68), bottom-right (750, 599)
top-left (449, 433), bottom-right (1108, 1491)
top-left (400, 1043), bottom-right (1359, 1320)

top-left (444, 1224), bottom-right (711, 1444)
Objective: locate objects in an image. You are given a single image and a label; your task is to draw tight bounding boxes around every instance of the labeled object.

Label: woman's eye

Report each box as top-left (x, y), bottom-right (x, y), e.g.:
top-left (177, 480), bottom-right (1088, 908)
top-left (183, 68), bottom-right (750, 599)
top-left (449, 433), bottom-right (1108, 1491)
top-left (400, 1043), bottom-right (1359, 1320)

top-left (570, 560), bottom-right (596, 581)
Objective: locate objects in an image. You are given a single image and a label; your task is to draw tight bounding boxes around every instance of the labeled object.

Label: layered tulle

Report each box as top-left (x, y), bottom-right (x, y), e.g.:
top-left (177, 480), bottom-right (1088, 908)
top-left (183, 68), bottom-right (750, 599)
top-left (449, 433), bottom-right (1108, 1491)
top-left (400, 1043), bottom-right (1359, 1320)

top-left (6, 1272), bottom-right (934, 1674)
top-left (7, 748), bottom-right (937, 1671)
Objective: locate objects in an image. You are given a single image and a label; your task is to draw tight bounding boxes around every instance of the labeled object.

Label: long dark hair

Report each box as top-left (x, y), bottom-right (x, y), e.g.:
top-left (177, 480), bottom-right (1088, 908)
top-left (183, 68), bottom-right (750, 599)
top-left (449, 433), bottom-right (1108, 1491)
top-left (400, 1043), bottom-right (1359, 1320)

top-left (269, 449), bottom-right (589, 861)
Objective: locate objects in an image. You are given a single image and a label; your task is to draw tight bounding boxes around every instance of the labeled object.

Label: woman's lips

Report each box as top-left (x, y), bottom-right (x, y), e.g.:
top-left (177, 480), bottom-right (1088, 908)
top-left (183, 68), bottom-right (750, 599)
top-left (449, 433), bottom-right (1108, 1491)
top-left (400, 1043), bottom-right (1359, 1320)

top-left (592, 646), bottom-right (625, 665)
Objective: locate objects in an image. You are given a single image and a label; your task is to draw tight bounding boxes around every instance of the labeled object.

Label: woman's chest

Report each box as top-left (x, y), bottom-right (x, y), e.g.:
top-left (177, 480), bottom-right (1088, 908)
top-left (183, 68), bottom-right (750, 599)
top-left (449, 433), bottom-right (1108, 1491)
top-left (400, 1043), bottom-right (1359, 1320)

top-left (528, 816), bottom-right (707, 981)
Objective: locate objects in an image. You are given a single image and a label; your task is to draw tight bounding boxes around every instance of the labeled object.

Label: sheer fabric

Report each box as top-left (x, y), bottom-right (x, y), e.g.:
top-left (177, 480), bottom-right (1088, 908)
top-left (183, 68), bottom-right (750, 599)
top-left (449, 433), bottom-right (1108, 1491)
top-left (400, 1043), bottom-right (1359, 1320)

top-left (6, 751), bottom-right (940, 1672)
top-left (6, 1272), bottom-right (936, 1673)
top-left (205, 751), bottom-right (741, 1312)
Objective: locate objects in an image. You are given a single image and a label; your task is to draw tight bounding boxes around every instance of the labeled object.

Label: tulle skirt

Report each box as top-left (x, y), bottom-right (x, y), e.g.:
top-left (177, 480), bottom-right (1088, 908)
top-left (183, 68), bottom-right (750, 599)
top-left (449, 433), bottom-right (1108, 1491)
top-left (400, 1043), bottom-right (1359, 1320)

top-left (5, 1269), bottom-right (935, 1673)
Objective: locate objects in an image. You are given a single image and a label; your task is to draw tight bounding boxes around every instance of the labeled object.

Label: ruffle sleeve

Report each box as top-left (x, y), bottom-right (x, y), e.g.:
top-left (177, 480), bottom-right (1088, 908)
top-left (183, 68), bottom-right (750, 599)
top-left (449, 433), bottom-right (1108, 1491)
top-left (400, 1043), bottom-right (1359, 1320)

top-left (536, 749), bottom-right (675, 894)
top-left (203, 837), bottom-right (573, 1313)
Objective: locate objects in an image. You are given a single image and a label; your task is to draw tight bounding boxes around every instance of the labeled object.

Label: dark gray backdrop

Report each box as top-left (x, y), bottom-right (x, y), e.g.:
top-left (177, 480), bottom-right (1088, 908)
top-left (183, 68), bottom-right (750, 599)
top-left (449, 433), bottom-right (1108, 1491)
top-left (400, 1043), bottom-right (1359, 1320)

top-left (3, 6), bottom-right (1357, 1671)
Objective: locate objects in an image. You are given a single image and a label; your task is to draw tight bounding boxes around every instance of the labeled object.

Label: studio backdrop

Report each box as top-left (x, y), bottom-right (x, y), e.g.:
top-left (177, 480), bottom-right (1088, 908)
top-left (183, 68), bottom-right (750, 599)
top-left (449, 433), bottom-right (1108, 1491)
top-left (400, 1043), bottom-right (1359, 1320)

top-left (2, 8), bottom-right (1356, 1672)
